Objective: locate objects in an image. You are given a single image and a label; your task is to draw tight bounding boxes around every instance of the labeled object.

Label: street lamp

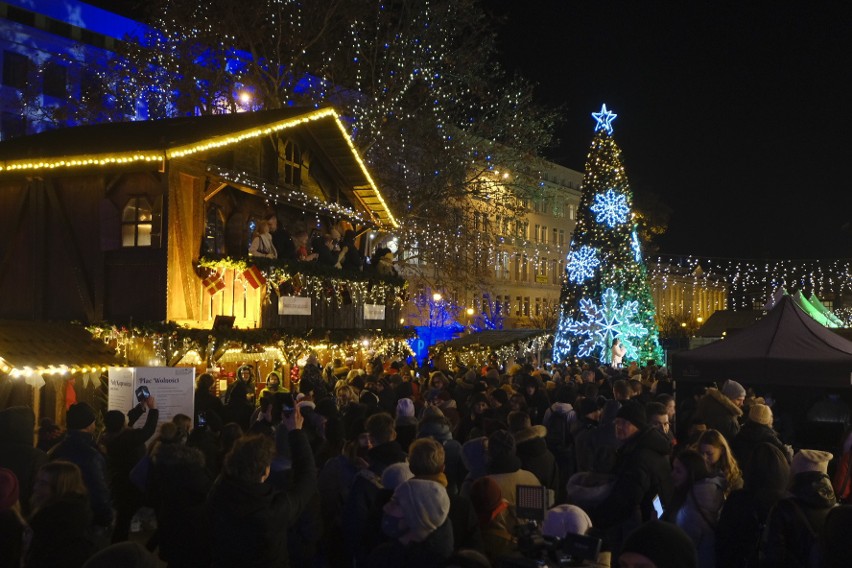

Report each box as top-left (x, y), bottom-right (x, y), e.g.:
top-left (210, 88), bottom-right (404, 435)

top-left (430, 293), bottom-right (443, 328)
top-left (466, 307), bottom-right (475, 332)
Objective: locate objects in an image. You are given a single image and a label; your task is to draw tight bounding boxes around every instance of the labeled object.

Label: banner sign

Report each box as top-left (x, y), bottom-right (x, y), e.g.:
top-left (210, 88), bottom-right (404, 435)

top-left (108, 367), bottom-right (195, 427)
top-left (279, 296), bottom-right (312, 315)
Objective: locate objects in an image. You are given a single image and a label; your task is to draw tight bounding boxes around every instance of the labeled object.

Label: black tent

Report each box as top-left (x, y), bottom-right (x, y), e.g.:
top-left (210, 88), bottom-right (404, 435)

top-left (672, 296), bottom-right (852, 388)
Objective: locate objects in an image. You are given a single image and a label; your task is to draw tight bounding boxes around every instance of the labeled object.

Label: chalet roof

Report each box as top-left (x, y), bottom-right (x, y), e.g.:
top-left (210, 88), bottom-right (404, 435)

top-left (0, 321), bottom-right (121, 374)
top-left (0, 107), bottom-right (397, 228)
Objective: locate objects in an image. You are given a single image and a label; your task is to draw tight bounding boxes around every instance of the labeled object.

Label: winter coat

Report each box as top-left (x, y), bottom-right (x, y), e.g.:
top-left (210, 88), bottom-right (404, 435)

top-left (590, 426), bottom-right (674, 552)
top-left (342, 441), bottom-right (407, 565)
top-left (48, 430), bottom-right (113, 527)
top-left (486, 454), bottom-right (541, 535)
top-left (207, 429), bottom-right (317, 567)
top-left (103, 408), bottom-right (159, 507)
top-left (0, 406), bottom-right (47, 517)
top-left (149, 443), bottom-right (212, 567)
top-left (695, 388), bottom-right (743, 443)
top-left (513, 425), bottom-right (559, 493)
top-left (761, 471), bottom-right (837, 568)
top-left (25, 493), bottom-right (95, 568)
top-left (716, 487), bottom-right (784, 568)
top-left (194, 388), bottom-right (225, 423)
top-left (364, 518), bottom-right (454, 568)
top-left (731, 420), bottom-right (788, 472)
top-left (674, 476), bottom-right (725, 568)
top-left (417, 418), bottom-right (466, 496)
top-left (395, 416), bottom-right (418, 454)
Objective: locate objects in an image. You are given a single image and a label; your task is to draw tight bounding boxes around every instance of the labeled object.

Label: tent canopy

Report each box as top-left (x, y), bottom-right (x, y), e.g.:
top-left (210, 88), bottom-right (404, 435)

top-left (672, 296), bottom-right (852, 388)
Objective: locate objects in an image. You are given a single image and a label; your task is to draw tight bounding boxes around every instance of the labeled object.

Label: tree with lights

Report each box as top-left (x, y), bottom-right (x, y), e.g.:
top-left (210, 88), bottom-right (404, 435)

top-left (553, 105), bottom-right (664, 366)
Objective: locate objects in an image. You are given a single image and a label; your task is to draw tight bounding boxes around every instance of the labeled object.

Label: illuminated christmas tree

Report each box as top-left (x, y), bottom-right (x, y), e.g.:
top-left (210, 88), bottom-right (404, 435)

top-left (554, 105), bottom-right (664, 365)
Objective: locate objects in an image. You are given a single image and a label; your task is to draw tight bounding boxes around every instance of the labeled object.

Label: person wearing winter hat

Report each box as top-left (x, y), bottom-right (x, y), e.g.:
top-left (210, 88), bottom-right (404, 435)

top-left (694, 380), bottom-right (744, 443)
top-left (381, 462), bottom-right (414, 490)
top-left (367, 478), bottom-right (453, 566)
top-left (620, 520), bottom-right (697, 568)
top-left (762, 448), bottom-right (837, 566)
top-left (541, 503), bottom-right (592, 538)
top-left (469, 476), bottom-right (513, 566)
top-left (395, 397), bottom-right (419, 453)
top-left (730, 403), bottom-right (790, 473)
top-left (48, 402), bottom-right (114, 534)
top-left (590, 400), bottom-right (674, 557)
top-left (484, 429), bottom-right (541, 533)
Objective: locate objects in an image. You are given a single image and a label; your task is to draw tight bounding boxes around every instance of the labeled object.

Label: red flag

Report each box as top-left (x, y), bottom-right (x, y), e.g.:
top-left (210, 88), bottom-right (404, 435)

top-left (242, 265), bottom-right (267, 289)
top-left (202, 270), bottom-right (226, 296)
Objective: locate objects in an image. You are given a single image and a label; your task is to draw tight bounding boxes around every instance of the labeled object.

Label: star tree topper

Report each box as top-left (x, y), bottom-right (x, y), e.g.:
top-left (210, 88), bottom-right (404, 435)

top-left (592, 103), bottom-right (618, 134)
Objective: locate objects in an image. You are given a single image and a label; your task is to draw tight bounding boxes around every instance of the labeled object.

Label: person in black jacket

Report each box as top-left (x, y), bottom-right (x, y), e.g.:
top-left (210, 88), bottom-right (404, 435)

top-left (507, 410), bottom-right (559, 495)
top-left (48, 402), bottom-right (113, 545)
top-left (731, 403), bottom-right (791, 473)
top-left (194, 373), bottom-right (224, 426)
top-left (590, 401), bottom-right (673, 558)
top-left (207, 405), bottom-right (317, 567)
top-left (0, 406), bottom-right (47, 517)
top-left (100, 396), bottom-right (159, 543)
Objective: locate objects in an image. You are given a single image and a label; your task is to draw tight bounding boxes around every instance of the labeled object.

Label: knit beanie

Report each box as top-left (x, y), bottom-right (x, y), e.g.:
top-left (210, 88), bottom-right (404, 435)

top-left (541, 504), bottom-right (593, 538)
top-left (721, 380), bottom-right (746, 400)
top-left (381, 462), bottom-right (414, 490)
top-left (66, 402), bottom-right (96, 430)
top-left (396, 398), bottom-right (414, 417)
top-left (615, 401), bottom-right (647, 429)
top-left (0, 468), bottom-right (19, 510)
top-left (791, 449), bottom-right (833, 476)
top-left (488, 429), bottom-right (516, 459)
top-left (621, 520), bottom-right (697, 568)
top-left (390, 479), bottom-right (450, 542)
top-left (461, 437), bottom-right (489, 478)
top-left (748, 403), bottom-right (773, 426)
top-left (578, 397), bottom-right (600, 417)
top-left (469, 476), bottom-right (508, 526)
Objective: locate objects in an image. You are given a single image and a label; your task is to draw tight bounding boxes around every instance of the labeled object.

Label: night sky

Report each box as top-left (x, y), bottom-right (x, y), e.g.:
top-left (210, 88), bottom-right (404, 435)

top-left (489, 0), bottom-right (852, 260)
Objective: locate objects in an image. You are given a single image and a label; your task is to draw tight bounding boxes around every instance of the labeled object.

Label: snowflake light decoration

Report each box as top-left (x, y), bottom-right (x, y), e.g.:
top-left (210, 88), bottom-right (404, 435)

top-left (565, 288), bottom-right (648, 363)
top-left (631, 229), bottom-right (642, 262)
top-left (552, 312), bottom-right (573, 363)
top-left (566, 246), bottom-right (600, 284)
top-left (590, 189), bottom-right (629, 228)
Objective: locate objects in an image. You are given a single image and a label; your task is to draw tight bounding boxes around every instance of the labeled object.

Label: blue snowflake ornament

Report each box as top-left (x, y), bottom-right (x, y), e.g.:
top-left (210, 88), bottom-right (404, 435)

top-left (591, 189), bottom-right (629, 228)
top-left (552, 312), bottom-right (573, 363)
top-left (565, 288), bottom-right (648, 364)
top-left (566, 246), bottom-right (600, 284)
top-left (631, 229), bottom-right (642, 262)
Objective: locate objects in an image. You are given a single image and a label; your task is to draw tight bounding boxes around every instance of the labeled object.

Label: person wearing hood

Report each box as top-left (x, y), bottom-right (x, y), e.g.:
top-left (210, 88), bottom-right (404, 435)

top-left (0, 406), bottom-right (47, 517)
top-left (761, 449), bottom-right (837, 567)
top-left (483, 429), bottom-right (541, 535)
top-left (395, 398), bottom-right (418, 453)
top-left (731, 403), bottom-right (790, 473)
top-left (260, 371), bottom-right (288, 401)
top-left (573, 397), bottom-right (603, 474)
top-left (366, 478), bottom-right (453, 568)
top-left (456, 392), bottom-right (491, 443)
top-left (222, 381), bottom-right (254, 432)
top-left (459, 437), bottom-right (489, 498)
top-left (507, 410), bottom-right (559, 495)
top-left (207, 406), bottom-right (317, 567)
top-left (417, 407), bottom-right (465, 497)
top-left (590, 401), bottom-right (674, 558)
top-left (225, 365), bottom-right (256, 405)
top-left (695, 380), bottom-right (746, 443)
top-left (521, 375), bottom-right (550, 425)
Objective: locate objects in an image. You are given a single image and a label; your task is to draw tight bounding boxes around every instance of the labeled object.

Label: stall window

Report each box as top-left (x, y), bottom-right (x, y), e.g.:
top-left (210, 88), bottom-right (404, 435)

top-left (202, 204), bottom-right (226, 255)
top-left (278, 138), bottom-right (302, 186)
top-left (122, 197), bottom-right (153, 247)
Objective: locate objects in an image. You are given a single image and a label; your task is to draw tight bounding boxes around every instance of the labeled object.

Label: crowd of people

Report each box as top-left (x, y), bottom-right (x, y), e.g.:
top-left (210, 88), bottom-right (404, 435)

top-left (2, 356), bottom-right (852, 567)
top-left (247, 212), bottom-right (397, 277)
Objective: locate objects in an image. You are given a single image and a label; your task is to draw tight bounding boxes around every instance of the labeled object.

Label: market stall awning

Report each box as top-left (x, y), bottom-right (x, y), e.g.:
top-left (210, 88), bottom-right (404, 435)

top-left (0, 321), bottom-right (121, 375)
top-left (435, 329), bottom-right (551, 349)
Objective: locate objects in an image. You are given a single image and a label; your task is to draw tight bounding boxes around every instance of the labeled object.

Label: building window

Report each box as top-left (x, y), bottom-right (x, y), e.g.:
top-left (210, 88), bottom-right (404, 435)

top-left (521, 255), bottom-right (528, 281)
top-left (553, 228), bottom-right (558, 245)
top-left (43, 62), bottom-right (67, 98)
top-left (541, 226), bottom-right (547, 244)
top-left (523, 297), bottom-right (530, 317)
top-left (569, 205), bottom-right (575, 220)
top-left (278, 139), bottom-right (301, 186)
top-left (2, 51), bottom-right (29, 90)
top-left (516, 296), bottom-right (522, 317)
top-left (551, 259), bottom-right (559, 285)
top-left (121, 197), bottom-right (153, 247)
top-left (202, 204), bottom-right (226, 255)
top-left (534, 224), bottom-right (540, 242)
top-left (535, 298), bottom-right (542, 317)
top-left (559, 230), bottom-right (565, 246)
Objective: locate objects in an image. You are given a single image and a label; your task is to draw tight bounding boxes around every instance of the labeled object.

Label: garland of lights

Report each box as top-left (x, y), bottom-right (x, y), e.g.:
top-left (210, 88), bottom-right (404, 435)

top-left (198, 256), bottom-right (408, 307)
top-left (429, 333), bottom-right (553, 369)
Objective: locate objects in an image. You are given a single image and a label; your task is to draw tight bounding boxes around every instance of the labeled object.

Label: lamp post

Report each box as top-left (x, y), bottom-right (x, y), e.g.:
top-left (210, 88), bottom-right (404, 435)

top-left (430, 293), bottom-right (442, 328)
top-left (466, 307), bottom-right (474, 332)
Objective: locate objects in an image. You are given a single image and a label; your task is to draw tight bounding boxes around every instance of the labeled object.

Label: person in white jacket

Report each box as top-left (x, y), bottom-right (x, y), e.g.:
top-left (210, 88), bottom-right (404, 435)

top-left (611, 338), bottom-right (627, 368)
